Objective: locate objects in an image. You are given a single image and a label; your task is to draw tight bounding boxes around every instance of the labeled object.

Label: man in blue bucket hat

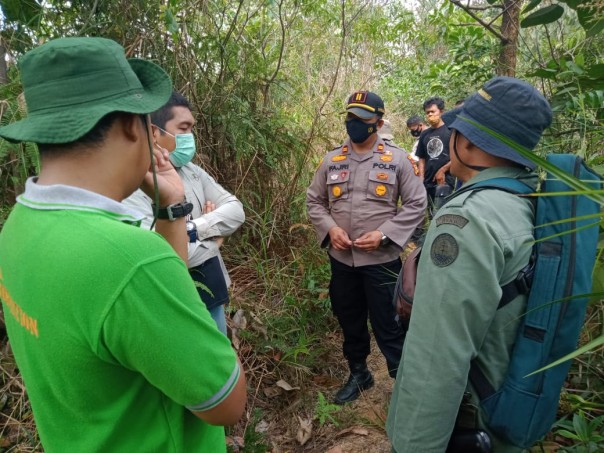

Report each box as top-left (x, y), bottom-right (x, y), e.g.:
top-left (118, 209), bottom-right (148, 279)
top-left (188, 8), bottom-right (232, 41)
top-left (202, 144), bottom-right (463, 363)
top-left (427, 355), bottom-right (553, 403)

top-left (387, 77), bottom-right (552, 453)
top-left (0, 37), bottom-right (246, 452)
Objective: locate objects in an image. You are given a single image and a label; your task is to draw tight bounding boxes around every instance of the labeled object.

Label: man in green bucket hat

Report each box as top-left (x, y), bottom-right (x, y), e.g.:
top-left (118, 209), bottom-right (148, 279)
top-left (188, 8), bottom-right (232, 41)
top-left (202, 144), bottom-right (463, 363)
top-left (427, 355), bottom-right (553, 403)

top-left (0, 37), bottom-right (246, 452)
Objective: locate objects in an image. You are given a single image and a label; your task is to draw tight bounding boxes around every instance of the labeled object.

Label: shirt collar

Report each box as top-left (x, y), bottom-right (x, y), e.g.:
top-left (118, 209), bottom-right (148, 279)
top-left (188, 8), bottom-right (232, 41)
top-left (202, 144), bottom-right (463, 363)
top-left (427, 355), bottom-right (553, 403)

top-left (17, 177), bottom-right (145, 225)
top-left (463, 167), bottom-right (538, 189)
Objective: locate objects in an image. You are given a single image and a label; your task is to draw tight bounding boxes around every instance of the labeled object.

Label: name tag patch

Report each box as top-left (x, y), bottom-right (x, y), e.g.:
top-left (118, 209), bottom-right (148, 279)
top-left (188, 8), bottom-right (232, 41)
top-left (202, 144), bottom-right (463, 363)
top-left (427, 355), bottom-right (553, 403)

top-left (436, 214), bottom-right (469, 229)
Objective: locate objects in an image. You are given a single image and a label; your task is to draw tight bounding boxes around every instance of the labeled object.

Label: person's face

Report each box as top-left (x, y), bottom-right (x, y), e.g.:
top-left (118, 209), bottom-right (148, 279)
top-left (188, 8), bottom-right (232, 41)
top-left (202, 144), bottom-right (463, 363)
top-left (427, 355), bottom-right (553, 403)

top-left (449, 129), bottom-right (473, 180)
top-left (153, 106), bottom-right (195, 153)
top-left (408, 123), bottom-right (424, 136)
top-left (424, 104), bottom-right (443, 127)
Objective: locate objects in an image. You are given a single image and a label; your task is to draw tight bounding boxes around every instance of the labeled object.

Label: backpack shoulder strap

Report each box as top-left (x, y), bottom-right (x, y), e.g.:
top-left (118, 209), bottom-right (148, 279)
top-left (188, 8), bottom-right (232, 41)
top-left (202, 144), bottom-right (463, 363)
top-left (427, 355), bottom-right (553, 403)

top-left (449, 177), bottom-right (533, 200)
top-left (447, 177), bottom-right (535, 309)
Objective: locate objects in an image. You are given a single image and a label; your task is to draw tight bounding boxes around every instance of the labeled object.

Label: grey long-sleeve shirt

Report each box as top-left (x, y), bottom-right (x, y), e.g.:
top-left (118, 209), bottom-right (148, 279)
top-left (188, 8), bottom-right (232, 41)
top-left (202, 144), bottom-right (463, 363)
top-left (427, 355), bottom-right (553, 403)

top-left (306, 138), bottom-right (427, 267)
top-left (123, 162), bottom-right (245, 283)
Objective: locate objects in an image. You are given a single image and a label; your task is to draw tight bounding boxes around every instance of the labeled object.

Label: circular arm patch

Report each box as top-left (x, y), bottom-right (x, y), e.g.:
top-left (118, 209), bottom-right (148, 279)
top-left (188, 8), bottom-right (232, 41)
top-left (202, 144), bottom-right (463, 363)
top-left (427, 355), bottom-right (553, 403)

top-left (430, 233), bottom-right (459, 267)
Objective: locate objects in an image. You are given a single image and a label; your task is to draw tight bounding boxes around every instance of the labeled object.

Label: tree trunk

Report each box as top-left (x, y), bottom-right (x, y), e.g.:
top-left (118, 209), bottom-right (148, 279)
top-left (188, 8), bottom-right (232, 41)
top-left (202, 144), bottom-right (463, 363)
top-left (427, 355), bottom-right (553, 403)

top-left (496, 0), bottom-right (522, 77)
top-left (0, 38), bottom-right (8, 85)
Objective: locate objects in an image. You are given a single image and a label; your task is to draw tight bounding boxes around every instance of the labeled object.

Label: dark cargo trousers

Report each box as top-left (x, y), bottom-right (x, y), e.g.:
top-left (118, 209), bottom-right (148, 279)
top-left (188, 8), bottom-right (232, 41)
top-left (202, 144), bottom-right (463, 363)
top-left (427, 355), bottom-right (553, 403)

top-left (329, 255), bottom-right (404, 377)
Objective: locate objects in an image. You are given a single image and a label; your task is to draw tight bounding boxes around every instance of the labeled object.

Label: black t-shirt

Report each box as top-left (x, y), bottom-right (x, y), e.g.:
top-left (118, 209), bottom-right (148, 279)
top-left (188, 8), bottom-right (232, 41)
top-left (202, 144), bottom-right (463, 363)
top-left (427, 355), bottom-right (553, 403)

top-left (416, 124), bottom-right (454, 188)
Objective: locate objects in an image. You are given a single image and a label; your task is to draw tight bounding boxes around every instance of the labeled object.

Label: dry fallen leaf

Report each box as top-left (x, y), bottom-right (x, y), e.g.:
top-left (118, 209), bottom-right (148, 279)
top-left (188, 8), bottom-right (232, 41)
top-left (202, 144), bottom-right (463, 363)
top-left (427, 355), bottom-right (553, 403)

top-left (232, 309), bottom-right (247, 329)
top-left (296, 416), bottom-right (312, 445)
top-left (276, 379), bottom-right (299, 391)
top-left (225, 435), bottom-right (245, 448)
top-left (325, 446), bottom-right (344, 453)
top-left (263, 386), bottom-right (282, 398)
top-left (255, 419), bottom-right (269, 433)
top-left (335, 426), bottom-right (369, 437)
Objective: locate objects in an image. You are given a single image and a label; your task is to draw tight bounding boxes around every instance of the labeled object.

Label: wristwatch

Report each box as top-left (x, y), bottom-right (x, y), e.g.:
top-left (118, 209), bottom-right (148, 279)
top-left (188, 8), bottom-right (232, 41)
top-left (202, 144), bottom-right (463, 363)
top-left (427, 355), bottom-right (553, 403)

top-left (186, 220), bottom-right (198, 243)
top-left (153, 201), bottom-right (194, 221)
top-left (379, 231), bottom-right (391, 246)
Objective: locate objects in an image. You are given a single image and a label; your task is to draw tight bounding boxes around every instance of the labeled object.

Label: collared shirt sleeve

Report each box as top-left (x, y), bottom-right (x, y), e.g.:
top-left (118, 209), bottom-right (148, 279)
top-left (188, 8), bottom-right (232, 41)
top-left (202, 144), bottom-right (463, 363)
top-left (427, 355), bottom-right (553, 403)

top-left (306, 157), bottom-right (338, 248)
top-left (191, 168), bottom-right (245, 241)
top-left (121, 190), bottom-right (154, 230)
top-left (378, 155), bottom-right (427, 248)
top-left (387, 202), bottom-right (505, 452)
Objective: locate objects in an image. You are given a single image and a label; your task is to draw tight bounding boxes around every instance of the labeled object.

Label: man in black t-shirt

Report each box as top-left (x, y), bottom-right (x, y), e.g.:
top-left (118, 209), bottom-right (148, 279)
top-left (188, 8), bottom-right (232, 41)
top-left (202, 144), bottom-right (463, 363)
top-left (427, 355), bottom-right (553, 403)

top-left (416, 97), bottom-right (455, 205)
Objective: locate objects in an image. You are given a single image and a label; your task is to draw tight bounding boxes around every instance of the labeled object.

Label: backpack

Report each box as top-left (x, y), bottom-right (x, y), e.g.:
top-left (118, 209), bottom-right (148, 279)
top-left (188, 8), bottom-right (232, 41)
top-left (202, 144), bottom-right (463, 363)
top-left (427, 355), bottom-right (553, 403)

top-left (393, 154), bottom-right (602, 448)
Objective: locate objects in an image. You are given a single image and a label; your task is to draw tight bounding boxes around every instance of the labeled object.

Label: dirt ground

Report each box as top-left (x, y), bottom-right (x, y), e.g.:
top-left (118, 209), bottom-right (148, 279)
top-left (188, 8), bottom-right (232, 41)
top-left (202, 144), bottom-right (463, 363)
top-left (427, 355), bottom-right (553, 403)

top-left (229, 335), bottom-right (395, 453)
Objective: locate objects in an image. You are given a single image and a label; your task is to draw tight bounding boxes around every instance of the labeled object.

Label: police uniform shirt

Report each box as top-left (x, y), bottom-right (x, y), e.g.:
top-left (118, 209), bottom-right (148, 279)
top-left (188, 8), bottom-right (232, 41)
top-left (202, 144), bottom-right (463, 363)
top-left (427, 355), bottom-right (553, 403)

top-left (306, 137), bottom-right (427, 267)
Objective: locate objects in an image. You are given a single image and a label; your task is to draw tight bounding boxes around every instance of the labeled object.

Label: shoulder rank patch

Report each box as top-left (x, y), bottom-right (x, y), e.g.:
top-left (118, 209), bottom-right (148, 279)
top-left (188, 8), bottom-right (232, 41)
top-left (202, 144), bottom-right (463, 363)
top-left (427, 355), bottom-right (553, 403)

top-left (430, 233), bottom-right (459, 267)
top-left (436, 214), bottom-right (469, 229)
top-left (332, 155), bottom-right (347, 162)
top-left (342, 145), bottom-right (349, 154)
top-left (407, 155), bottom-right (420, 176)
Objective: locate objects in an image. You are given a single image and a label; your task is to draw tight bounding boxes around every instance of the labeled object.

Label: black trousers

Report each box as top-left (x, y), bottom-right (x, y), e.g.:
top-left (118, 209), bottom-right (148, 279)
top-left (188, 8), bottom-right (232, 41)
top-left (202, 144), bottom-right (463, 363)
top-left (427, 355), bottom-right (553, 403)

top-left (329, 255), bottom-right (404, 377)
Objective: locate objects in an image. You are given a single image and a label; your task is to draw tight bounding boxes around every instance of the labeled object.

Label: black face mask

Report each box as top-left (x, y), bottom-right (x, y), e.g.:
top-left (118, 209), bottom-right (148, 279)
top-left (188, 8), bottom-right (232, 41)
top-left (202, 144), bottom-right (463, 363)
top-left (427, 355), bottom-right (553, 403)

top-left (410, 129), bottom-right (422, 138)
top-left (346, 118), bottom-right (378, 144)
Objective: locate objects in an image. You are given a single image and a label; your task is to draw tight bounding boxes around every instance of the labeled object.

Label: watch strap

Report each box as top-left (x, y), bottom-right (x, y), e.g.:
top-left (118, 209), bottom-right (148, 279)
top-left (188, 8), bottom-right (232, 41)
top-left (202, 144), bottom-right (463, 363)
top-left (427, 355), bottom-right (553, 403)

top-left (154, 201), bottom-right (194, 221)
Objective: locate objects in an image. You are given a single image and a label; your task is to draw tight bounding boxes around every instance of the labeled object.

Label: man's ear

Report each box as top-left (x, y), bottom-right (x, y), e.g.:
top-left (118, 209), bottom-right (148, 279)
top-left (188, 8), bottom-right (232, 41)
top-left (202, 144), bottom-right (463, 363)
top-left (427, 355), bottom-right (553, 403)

top-left (377, 118), bottom-right (385, 128)
top-left (150, 123), bottom-right (161, 143)
top-left (118, 113), bottom-right (146, 143)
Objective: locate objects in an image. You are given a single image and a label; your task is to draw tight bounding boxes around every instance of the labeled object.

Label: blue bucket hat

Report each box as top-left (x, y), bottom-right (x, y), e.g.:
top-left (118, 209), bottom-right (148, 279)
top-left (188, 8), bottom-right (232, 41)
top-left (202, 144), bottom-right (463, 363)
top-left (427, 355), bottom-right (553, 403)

top-left (441, 77), bottom-right (552, 170)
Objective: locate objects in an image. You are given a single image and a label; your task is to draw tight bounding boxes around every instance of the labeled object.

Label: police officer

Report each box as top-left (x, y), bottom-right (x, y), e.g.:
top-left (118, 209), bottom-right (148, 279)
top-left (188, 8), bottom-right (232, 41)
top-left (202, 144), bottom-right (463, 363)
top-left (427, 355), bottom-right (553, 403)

top-left (307, 91), bottom-right (427, 404)
top-left (387, 77), bottom-right (553, 452)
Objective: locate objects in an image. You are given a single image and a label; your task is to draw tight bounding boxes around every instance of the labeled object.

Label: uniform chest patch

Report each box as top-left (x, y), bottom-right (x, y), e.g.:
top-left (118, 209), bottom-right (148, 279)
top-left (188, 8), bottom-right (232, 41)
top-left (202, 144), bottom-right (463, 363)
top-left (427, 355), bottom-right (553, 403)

top-left (436, 214), bottom-right (469, 229)
top-left (375, 184), bottom-right (387, 196)
top-left (430, 233), bottom-right (459, 267)
top-left (380, 155), bottom-right (393, 162)
top-left (332, 155), bottom-right (347, 162)
top-left (376, 172), bottom-right (389, 181)
top-left (332, 186), bottom-right (342, 197)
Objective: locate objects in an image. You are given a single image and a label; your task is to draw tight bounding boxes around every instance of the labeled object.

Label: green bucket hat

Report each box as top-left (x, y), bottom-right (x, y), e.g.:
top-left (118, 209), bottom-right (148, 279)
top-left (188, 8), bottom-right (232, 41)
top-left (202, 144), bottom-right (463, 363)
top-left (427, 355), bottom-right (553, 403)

top-left (0, 37), bottom-right (172, 144)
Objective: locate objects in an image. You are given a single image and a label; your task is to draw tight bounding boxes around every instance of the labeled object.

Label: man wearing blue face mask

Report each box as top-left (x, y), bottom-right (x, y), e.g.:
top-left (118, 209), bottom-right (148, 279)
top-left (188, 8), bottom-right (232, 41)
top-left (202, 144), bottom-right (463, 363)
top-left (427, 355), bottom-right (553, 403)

top-left (124, 92), bottom-right (245, 334)
top-left (307, 91), bottom-right (427, 404)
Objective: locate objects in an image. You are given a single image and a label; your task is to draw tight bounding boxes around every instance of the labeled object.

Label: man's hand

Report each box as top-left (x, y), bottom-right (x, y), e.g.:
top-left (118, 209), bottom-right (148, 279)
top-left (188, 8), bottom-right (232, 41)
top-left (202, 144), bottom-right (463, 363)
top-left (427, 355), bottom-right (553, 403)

top-left (353, 231), bottom-right (382, 252)
top-left (434, 169), bottom-right (446, 186)
top-left (140, 145), bottom-right (185, 206)
top-left (329, 226), bottom-right (353, 250)
top-left (204, 200), bottom-right (217, 214)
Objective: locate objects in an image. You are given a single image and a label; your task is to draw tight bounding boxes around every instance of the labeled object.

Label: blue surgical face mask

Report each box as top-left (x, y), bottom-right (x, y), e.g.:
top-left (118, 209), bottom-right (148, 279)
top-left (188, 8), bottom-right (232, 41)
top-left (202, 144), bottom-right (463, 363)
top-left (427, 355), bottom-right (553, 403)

top-left (156, 126), bottom-right (196, 167)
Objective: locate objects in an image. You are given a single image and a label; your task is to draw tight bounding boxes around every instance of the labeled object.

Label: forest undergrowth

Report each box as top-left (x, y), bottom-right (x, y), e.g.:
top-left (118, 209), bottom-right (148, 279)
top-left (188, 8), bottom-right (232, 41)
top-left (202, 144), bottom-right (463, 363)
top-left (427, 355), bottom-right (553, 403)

top-left (1, 225), bottom-right (603, 452)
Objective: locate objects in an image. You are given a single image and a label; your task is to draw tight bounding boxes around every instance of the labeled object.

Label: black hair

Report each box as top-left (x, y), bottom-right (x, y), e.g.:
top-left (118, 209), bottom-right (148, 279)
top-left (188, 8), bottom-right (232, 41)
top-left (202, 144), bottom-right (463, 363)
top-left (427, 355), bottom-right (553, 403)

top-left (150, 91), bottom-right (191, 131)
top-left (406, 115), bottom-right (425, 127)
top-left (37, 111), bottom-right (125, 155)
top-left (454, 99), bottom-right (465, 107)
top-left (423, 97), bottom-right (445, 112)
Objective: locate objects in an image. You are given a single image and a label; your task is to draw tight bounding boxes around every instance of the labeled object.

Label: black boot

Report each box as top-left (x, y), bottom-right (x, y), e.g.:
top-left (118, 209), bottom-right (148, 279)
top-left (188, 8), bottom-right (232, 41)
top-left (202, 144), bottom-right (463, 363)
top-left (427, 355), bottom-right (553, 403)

top-left (334, 362), bottom-right (374, 404)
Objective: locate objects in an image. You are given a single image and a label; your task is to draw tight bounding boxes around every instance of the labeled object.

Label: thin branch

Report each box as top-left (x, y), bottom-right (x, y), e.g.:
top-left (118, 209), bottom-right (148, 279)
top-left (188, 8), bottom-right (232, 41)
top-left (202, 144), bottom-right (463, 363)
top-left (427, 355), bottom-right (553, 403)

top-left (450, 0), bottom-right (507, 43)
top-left (267, 0), bottom-right (286, 86)
top-left (77, 0), bottom-right (100, 36)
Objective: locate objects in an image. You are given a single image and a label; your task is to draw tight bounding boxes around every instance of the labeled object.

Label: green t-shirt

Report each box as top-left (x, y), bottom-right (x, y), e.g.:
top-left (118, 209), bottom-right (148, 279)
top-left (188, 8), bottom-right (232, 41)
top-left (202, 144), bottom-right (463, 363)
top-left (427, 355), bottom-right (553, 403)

top-left (0, 180), bottom-right (240, 452)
